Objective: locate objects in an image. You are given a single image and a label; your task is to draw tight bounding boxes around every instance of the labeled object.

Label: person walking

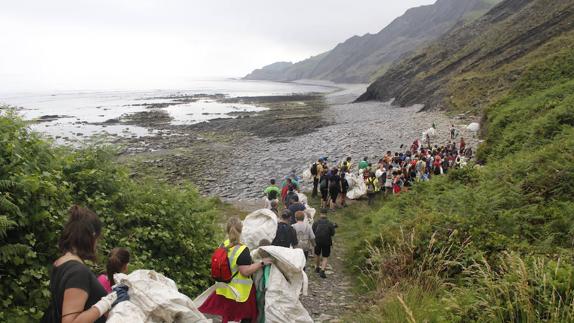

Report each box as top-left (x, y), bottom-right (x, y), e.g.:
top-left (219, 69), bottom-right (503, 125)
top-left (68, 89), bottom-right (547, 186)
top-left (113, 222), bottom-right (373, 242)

top-left (312, 211), bottom-right (336, 279)
top-left (263, 179), bottom-right (280, 209)
top-left (328, 168), bottom-right (341, 210)
top-left (310, 159), bottom-right (323, 198)
top-left (292, 211), bottom-right (315, 267)
top-left (43, 205), bottom-right (129, 323)
top-left (199, 217), bottom-right (272, 323)
top-left (97, 248), bottom-right (130, 294)
top-left (272, 210), bottom-right (298, 248)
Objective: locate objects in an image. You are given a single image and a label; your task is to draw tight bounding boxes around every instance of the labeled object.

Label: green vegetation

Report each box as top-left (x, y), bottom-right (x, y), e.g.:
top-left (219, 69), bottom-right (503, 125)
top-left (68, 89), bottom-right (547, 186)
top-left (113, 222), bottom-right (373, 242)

top-left (334, 40), bottom-right (574, 322)
top-left (0, 112), bottom-right (223, 321)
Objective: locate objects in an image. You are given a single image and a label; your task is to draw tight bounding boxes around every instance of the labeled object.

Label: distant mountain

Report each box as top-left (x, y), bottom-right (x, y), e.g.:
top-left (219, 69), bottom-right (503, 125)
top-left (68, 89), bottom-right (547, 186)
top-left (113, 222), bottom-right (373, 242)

top-left (357, 0), bottom-right (574, 113)
top-left (244, 0), bottom-right (499, 83)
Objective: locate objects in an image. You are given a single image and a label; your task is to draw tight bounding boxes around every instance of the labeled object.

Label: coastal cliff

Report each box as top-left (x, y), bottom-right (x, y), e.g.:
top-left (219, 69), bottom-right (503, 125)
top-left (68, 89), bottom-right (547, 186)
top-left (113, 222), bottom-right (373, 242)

top-left (244, 0), bottom-right (499, 83)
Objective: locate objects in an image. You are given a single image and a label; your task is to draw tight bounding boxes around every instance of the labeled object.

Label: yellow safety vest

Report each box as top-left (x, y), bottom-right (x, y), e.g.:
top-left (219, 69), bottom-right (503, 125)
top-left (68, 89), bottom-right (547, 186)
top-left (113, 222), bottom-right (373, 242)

top-left (215, 240), bottom-right (253, 302)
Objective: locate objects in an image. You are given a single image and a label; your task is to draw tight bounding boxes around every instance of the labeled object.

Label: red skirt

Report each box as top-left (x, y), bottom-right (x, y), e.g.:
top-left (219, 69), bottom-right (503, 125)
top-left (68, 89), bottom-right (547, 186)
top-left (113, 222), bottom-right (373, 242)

top-left (198, 285), bottom-right (258, 323)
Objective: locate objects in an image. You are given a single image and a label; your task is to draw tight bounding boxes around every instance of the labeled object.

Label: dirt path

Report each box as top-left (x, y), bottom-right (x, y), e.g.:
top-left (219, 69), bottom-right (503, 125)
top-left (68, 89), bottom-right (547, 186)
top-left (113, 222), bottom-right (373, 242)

top-left (301, 241), bottom-right (355, 322)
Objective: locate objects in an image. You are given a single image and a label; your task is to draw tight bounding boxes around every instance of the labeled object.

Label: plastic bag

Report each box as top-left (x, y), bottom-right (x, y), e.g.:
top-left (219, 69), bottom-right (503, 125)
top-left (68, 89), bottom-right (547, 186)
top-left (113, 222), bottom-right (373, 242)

top-left (466, 122), bottom-right (480, 132)
top-left (242, 209), bottom-right (278, 250)
top-left (253, 246), bottom-right (312, 323)
top-left (108, 270), bottom-right (210, 323)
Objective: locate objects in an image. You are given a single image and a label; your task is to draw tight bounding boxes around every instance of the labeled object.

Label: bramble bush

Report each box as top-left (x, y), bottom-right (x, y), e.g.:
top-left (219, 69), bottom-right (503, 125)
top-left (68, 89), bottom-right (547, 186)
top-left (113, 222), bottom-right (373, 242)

top-left (0, 112), bottom-right (219, 321)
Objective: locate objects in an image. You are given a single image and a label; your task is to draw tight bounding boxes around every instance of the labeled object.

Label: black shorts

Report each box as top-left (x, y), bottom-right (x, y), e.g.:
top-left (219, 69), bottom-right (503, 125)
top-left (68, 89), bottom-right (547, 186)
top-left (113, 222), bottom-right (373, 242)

top-left (320, 189), bottom-right (329, 201)
top-left (329, 189), bottom-right (339, 202)
top-left (314, 244), bottom-right (331, 258)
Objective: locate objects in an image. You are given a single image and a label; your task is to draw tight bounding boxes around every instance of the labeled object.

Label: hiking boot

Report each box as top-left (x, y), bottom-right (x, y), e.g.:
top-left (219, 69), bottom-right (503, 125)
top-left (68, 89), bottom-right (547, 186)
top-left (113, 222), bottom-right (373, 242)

top-left (320, 270), bottom-right (327, 279)
top-left (315, 266), bottom-right (320, 273)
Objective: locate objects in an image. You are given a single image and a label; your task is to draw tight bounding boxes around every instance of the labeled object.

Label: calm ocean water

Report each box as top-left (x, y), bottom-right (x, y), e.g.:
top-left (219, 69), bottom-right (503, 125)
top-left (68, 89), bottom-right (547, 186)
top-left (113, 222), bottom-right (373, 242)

top-left (0, 79), bottom-right (335, 143)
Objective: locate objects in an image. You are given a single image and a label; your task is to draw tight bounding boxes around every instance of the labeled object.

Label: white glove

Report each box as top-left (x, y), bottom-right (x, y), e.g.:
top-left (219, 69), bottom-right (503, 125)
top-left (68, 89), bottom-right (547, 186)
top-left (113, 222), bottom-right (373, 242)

top-left (92, 291), bottom-right (117, 316)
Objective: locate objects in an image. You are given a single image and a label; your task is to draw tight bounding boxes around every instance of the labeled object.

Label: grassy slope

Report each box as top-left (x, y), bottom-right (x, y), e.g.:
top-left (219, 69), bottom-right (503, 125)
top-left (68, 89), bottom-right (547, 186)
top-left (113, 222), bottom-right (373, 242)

top-left (334, 22), bottom-right (574, 323)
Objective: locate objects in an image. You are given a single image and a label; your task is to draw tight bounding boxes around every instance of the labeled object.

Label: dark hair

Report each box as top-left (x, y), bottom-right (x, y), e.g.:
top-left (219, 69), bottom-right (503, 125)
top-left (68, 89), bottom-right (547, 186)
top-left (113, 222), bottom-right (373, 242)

top-left (281, 209), bottom-right (292, 220)
top-left (270, 179), bottom-right (276, 184)
top-left (58, 205), bottom-right (102, 261)
top-left (292, 195), bottom-right (299, 202)
top-left (106, 247), bottom-right (130, 286)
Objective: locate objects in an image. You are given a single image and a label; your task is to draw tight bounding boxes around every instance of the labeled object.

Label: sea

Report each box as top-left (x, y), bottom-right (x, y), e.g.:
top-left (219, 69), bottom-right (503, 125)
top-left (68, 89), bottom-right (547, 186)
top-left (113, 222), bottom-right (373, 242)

top-left (0, 79), bottom-right (335, 143)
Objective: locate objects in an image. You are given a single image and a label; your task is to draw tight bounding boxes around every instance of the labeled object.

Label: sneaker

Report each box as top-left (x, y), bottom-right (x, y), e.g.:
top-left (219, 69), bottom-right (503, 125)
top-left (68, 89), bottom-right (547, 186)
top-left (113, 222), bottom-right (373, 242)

top-left (315, 267), bottom-right (320, 273)
top-left (320, 270), bottom-right (327, 279)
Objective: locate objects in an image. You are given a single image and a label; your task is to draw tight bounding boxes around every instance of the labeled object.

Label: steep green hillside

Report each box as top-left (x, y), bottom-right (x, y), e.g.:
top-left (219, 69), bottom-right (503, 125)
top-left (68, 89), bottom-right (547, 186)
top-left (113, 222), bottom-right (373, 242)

top-left (245, 0), bottom-right (499, 83)
top-left (0, 114), bottom-right (223, 321)
top-left (358, 0), bottom-right (574, 114)
top-left (340, 3), bottom-right (574, 321)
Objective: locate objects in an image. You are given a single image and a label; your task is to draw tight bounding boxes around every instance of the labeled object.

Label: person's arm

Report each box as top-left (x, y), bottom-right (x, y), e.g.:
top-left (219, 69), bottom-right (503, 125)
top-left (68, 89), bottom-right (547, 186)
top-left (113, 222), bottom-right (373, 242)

top-left (239, 258), bottom-right (272, 277)
top-left (61, 289), bottom-right (101, 323)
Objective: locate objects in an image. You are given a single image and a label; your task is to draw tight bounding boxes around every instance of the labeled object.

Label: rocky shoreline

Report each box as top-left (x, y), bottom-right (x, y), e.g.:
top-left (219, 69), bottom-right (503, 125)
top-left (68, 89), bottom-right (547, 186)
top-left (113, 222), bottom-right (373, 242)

top-left (116, 83), bottom-right (480, 203)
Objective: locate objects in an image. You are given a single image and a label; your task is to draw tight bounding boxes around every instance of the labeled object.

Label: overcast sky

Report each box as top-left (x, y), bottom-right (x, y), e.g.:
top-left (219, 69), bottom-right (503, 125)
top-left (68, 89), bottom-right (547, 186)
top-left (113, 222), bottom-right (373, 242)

top-left (0, 0), bottom-right (435, 91)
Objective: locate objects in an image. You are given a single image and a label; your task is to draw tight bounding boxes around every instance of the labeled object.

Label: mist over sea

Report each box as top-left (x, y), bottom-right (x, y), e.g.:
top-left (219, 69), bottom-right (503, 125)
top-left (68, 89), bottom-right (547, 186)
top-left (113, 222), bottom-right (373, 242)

top-left (0, 79), bottom-right (334, 142)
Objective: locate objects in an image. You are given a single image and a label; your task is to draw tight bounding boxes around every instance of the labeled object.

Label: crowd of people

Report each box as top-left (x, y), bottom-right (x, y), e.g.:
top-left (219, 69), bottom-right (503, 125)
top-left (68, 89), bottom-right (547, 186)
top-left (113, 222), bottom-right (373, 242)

top-left (304, 135), bottom-right (473, 208)
top-left (43, 129), bottom-right (473, 323)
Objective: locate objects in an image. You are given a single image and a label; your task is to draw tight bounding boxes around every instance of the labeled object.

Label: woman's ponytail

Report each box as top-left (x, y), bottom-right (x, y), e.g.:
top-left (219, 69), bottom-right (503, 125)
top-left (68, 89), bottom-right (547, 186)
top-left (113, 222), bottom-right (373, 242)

top-left (106, 247), bottom-right (130, 286)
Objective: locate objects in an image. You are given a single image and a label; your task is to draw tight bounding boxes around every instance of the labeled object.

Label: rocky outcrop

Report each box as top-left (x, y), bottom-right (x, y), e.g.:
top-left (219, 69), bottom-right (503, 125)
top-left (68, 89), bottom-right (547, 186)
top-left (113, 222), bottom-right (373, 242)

top-left (358, 0), bottom-right (574, 112)
top-left (244, 0), bottom-right (499, 83)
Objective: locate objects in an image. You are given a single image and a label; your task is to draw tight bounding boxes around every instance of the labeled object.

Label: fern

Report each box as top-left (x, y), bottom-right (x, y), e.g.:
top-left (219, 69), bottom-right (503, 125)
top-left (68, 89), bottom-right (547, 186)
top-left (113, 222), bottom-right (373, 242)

top-left (0, 195), bottom-right (20, 216)
top-left (0, 215), bottom-right (15, 238)
top-left (0, 180), bottom-right (17, 191)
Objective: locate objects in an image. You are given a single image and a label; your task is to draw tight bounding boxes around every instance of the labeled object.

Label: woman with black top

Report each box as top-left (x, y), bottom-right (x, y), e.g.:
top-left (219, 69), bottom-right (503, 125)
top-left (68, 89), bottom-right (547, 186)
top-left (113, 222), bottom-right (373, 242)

top-left (43, 205), bottom-right (128, 323)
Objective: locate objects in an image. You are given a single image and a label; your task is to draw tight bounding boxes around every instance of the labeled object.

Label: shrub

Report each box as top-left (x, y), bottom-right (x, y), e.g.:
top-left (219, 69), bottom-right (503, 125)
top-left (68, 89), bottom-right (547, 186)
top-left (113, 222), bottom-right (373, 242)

top-left (0, 112), bottom-right (218, 321)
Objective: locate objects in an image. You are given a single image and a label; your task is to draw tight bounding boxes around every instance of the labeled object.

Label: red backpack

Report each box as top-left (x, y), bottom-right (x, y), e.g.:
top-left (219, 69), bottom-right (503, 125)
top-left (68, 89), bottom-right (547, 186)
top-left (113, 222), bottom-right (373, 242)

top-left (210, 244), bottom-right (236, 283)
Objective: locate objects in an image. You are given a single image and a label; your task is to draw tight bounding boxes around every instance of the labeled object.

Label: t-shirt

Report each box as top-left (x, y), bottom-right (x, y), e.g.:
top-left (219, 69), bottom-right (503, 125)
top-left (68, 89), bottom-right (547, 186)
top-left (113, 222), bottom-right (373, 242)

top-left (328, 174), bottom-right (340, 191)
top-left (97, 274), bottom-right (112, 293)
top-left (272, 222), bottom-right (298, 248)
top-left (48, 260), bottom-right (107, 323)
top-left (263, 185), bottom-right (281, 201)
top-left (292, 222), bottom-right (315, 251)
top-left (235, 246), bottom-right (252, 266)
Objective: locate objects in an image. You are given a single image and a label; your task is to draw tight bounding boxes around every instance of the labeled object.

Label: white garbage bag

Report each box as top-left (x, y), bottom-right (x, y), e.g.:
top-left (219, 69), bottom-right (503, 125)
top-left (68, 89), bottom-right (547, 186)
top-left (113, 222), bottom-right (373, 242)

top-left (345, 172), bottom-right (359, 189)
top-left (466, 122), bottom-right (480, 132)
top-left (297, 193), bottom-right (308, 206)
top-left (303, 207), bottom-right (315, 225)
top-left (347, 175), bottom-right (367, 200)
top-left (242, 209), bottom-right (278, 250)
top-left (301, 169), bottom-right (312, 181)
top-left (108, 270), bottom-right (210, 323)
top-left (253, 246), bottom-right (312, 323)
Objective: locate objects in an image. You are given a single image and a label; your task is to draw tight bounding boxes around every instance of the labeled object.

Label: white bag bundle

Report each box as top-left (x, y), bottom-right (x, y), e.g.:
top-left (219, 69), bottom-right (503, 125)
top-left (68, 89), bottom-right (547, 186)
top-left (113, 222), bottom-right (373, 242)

top-left (242, 209), bottom-right (278, 250)
top-left (347, 174), bottom-right (367, 200)
top-left (297, 193), bottom-right (308, 206)
top-left (303, 207), bottom-right (315, 225)
top-left (466, 122), bottom-right (480, 132)
top-left (345, 172), bottom-right (359, 189)
top-left (301, 169), bottom-right (312, 181)
top-left (254, 246), bottom-right (313, 323)
top-left (108, 270), bottom-right (210, 323)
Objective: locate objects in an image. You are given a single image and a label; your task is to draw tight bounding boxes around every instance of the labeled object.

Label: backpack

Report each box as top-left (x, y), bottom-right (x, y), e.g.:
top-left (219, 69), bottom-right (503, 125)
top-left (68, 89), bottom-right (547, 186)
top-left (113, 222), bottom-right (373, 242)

top-left (314, 220), bottom-right (332, 245)
top-left (267, 189), bottom-right (278, 201)
top-left (273, 223), bottom-right (294, 248)
top-left (310, 163), bottom-right (318, 176)
top-left (211, 244), bottom-right (237, 283)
